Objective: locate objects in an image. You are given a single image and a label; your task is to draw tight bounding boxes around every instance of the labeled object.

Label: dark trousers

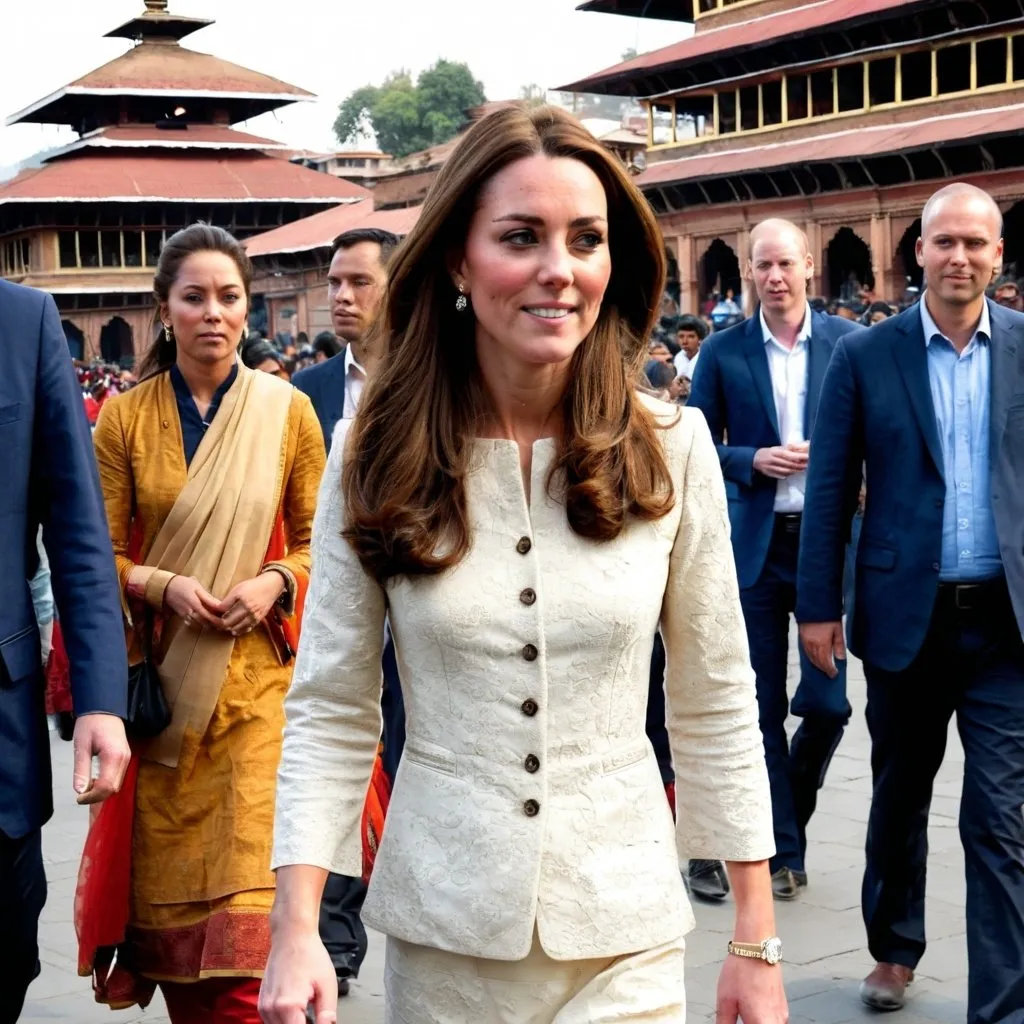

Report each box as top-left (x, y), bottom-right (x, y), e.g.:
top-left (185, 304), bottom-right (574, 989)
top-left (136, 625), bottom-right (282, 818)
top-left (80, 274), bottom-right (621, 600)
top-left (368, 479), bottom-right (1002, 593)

top-left (318, 631), bottom-right (403, 980)
top-left (318, 872), bottom-right (368, 980)
top-left (740, 515), bottom-right (850, 874)
top-left (862, 581), bottom-right (1024, 1024)
top-left (0, 828), bottom-right (46, 1024)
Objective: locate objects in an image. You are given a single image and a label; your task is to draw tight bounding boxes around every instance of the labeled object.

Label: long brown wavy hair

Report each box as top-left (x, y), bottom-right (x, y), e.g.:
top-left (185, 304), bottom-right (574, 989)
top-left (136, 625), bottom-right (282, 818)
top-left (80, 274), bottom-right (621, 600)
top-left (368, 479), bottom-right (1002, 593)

top-left (344, 104), bottom-right (672, 584)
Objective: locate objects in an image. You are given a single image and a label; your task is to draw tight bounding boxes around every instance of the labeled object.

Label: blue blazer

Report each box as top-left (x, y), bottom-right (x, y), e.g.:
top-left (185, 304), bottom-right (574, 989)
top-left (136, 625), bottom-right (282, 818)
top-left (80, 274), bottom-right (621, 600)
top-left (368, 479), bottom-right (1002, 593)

top-left (687, 309), bottom-right (861, 589)
top-left (0, 280), bottom-right (128, 837)
top-left (796, 300), bottom-right (1024, 673)
top-left (292, 350), bottom-right (348, 452)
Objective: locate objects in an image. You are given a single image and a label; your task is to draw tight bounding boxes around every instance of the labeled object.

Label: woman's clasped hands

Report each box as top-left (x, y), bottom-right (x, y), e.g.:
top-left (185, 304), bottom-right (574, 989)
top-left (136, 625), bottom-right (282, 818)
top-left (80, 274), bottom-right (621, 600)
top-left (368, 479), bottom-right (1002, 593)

top-left (164, 572), bottom-right (285, 637)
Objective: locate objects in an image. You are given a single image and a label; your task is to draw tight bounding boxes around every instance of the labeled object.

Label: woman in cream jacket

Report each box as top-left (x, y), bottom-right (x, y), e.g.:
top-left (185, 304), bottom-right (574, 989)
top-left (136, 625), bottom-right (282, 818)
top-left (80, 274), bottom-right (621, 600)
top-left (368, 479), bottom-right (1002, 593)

top-left (262, 105), bottom-right (785, 1024)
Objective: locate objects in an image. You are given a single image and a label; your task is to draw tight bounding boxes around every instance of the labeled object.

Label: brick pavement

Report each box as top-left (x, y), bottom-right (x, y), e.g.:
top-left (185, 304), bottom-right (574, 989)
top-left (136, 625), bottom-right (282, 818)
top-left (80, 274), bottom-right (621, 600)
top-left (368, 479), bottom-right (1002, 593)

top-left (23, 642), bottom-right (968, 1023)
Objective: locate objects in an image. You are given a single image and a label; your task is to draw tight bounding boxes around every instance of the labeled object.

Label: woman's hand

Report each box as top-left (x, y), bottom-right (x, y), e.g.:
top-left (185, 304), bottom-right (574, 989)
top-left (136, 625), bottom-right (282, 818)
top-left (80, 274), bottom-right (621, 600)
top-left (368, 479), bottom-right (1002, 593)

top-left (218, 573), bottom-right (285, 636)
top-left (716, 955), bottom-right (788, 1024)
top-left (259, 924), bottom-right (338, 1024)
top-left (164, 574), bottom-right (227, 631)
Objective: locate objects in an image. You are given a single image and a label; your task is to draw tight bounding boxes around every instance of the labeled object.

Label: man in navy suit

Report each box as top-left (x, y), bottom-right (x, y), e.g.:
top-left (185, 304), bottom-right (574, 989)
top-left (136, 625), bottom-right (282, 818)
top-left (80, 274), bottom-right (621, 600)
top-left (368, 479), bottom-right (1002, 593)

top-left (292, 227), bottom-right (402, 996)
top-left (0, 280), bottom-right (130, 1022)
top-left (798, 184), bottom-right (1024, 1019)
top-left (292, 228), bottom-right (399, 453)
top-left (688, 219), bottom-right (858, 902)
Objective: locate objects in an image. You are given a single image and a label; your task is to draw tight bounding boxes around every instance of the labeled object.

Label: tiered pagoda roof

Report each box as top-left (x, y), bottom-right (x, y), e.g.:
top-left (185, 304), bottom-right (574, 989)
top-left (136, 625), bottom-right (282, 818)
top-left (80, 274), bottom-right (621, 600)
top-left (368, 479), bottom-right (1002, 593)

top-left (565, 0), bottom-right (935, 95)
top-left (576, 0), bottom-right (692, 18)
top-left (0, 0), bottom-right (366, 209)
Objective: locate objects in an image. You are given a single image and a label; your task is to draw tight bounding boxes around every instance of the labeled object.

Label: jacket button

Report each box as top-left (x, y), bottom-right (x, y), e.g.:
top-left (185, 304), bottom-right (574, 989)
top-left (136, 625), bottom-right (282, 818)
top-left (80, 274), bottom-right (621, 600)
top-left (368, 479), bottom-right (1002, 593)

top-left (522, 643), bottom-right (538, 662)
top-left (935, 498), bottom-right (944, 508)
top-left (932, 562), bottom-right (941, 572)
top-left (520, 588), bottom-right (536, 606)
top-left (161, 419), bottom-right (170, 428)
top-left (524, 754), bottom-right (540, 773)
top-left (523, 799), bottom-right (540, 817)
top-left (516, 537), bottom-right (532, 555)
top-left (521, 698), bottom-right (538, 717)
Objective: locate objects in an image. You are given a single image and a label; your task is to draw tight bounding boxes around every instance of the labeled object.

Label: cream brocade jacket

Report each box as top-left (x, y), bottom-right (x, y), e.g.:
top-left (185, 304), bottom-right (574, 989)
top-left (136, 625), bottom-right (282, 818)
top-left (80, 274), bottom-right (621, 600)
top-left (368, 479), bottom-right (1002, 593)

top-left (272, 396), bottom-right (774, 961)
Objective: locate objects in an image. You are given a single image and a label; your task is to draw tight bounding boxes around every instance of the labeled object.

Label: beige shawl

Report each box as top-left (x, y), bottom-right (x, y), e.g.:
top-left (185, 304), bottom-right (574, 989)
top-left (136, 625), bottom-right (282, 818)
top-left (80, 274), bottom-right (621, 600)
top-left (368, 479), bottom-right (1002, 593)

top-left (141, 365), bottom-right (292, 768)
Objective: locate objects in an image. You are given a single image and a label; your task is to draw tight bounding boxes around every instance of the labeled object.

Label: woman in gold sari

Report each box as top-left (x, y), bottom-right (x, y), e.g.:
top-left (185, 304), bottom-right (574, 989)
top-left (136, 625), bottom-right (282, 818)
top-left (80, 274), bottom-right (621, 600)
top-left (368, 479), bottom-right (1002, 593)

top-left (88, 223), bottom-right (325, 1021)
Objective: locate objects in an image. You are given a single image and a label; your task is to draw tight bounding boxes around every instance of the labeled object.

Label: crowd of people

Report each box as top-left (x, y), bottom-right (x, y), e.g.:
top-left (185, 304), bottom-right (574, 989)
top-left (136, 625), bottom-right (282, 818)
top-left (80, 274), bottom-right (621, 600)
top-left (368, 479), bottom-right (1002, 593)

top-left (1, 101), bottom-right (1022, 1024)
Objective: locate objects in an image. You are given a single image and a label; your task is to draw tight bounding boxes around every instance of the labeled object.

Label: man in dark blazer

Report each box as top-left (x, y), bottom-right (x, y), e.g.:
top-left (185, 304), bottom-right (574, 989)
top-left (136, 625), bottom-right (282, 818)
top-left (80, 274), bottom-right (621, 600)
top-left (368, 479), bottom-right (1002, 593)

top-left (0, 280), bottom-right (130, 1022)
top-left (688, 218), bottom-right (859, 902)
top-left (292, 227), bottom-right (401, 996)
top-left (798, 183), bottom-right (1024, 1019)
top-left (292, 227), bottom-right (399, 453)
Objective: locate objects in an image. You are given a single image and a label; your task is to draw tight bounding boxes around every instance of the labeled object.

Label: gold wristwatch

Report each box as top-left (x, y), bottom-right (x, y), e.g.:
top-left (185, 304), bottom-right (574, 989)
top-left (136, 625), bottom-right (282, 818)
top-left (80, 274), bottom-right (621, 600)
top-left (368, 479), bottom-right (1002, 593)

top-left (727, 937), bottom-right (783, 965)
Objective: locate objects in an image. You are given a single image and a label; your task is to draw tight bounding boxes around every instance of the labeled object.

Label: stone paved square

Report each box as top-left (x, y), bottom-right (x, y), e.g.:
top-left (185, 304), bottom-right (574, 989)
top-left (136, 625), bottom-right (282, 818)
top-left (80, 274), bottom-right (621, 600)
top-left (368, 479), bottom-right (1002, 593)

top-left (23, 638), bottom-right (967, 1023)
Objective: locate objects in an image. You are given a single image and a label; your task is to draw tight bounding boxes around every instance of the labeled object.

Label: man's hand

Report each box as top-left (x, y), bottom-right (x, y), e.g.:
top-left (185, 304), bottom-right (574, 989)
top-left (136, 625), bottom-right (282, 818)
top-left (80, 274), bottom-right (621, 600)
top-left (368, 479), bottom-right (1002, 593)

top-left (73, 712), bottom-right (130, 805)
top-left (799, 622), bottom-right (845, 679)
top-left (753, 444), bottom-right (809, 480)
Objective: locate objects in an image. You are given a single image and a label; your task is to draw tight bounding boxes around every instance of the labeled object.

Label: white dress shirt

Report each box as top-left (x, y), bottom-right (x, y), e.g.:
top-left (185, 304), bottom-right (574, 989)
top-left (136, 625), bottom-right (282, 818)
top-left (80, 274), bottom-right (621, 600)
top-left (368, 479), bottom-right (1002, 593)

top-left (761, 304), bottom-right (811, 513)
top-left (343, 344), bottom-right (366, 420)
top-left (673, 348), bottom-right (699, 380)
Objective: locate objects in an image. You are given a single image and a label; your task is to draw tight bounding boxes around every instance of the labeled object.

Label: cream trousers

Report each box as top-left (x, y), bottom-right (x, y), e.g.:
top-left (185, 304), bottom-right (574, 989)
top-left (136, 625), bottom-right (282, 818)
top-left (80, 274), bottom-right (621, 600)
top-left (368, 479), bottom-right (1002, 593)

top-left (383, 929), bottom-right (687, 1023)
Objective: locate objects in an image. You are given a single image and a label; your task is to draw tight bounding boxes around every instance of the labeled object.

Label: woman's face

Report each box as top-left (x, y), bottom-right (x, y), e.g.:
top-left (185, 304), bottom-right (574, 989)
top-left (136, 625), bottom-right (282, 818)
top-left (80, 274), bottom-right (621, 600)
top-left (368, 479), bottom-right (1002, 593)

top-left (255, 357), bottom-right (289, 381)
top-left (458, 153), bottom-right (612, 373)
top-left (160, 250), bottom-right (248, 366)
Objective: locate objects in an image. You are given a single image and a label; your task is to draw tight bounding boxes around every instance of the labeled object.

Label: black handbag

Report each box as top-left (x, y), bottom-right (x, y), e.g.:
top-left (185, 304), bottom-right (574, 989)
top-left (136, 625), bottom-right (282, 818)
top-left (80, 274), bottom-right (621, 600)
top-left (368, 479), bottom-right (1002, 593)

top-left (126, 610), bottom-right (171, 739)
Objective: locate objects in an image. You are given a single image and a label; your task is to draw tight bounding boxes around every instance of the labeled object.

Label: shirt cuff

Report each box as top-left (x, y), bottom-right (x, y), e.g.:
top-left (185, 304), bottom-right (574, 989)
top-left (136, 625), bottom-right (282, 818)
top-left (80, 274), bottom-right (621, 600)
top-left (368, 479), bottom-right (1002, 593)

top-left (143, 569), bottom-right (177, 611)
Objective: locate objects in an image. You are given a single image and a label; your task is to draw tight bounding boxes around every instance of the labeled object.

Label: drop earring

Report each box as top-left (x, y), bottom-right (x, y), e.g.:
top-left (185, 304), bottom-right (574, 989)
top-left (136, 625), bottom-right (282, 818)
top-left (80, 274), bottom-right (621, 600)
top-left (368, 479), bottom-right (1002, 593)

top-left (455, 283), bottom-right (468, 313)
top-left (163, 323), bottom-right (174, 343)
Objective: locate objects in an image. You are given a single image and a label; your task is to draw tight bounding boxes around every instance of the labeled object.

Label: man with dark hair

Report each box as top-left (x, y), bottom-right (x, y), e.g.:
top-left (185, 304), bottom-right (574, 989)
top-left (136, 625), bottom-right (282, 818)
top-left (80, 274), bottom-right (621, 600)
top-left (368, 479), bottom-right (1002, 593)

top-left (291, 227), bottom-right (401, 1003)
top-left (991, 274), bottom-right (1023, 312)
top-left (311, 331), bottom-right (342, 363)
top-left (673, 313), bottom-right (708, 381)
top-left (292, 227), bottom-right (400, 451)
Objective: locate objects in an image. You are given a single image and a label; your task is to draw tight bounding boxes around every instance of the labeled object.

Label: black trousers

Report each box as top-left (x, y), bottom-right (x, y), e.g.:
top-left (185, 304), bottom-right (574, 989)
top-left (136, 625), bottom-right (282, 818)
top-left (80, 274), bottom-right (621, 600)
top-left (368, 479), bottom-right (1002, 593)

top-left (0, 828), bottom-right (46, 1024)
top-left (740, 515), bottom-right (851, 873)
top-left (318, 872), bottom-right (368, 980)
top-left (863, 581), bottom-right (1024, 1024)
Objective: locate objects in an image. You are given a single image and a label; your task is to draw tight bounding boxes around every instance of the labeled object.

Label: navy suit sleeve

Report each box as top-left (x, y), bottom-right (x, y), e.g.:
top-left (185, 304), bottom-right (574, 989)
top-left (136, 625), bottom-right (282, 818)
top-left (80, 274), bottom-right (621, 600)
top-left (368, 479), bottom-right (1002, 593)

top-left (796, 337), bottom-right (863, 624)
top-left (33, 295), bottom-right (128, 717)
top-left (688, 338), bottom-right (757, 486)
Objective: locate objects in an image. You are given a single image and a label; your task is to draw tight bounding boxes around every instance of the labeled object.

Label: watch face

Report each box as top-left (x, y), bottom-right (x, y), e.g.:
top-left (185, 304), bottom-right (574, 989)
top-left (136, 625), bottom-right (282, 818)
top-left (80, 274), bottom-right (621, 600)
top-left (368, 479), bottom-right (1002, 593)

top-left (763, 937), bottom-right (783, 965)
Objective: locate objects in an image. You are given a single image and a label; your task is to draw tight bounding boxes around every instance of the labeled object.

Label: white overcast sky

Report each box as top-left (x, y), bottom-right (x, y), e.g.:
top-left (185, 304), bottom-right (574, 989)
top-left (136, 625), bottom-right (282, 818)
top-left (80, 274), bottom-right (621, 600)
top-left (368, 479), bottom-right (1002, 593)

top-left (0, 0), bottom-right (690, 172)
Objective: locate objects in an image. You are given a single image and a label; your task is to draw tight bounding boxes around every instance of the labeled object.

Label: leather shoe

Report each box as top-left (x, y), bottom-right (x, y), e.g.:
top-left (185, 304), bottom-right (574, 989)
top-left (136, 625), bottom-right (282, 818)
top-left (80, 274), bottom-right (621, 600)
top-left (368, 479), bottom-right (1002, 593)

top-left (338, 977), bottom-right (351, 997)
top-left (686, 859), bottom-right (730, 901)
top-left (771, 867), bottom-right (800, 900)
top-left (793, 869), bottom-right (808, 888)
top-left (860, 963), bottom-right (913, 1011)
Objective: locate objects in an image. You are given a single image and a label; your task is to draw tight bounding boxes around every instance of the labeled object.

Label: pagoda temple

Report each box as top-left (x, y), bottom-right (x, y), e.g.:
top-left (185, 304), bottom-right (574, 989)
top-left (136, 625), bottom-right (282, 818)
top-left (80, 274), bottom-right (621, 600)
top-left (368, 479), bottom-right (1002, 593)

top-left (0, 0), bottom-right (369, 364)
top-left (565, 0), bottom-right (1024, 311)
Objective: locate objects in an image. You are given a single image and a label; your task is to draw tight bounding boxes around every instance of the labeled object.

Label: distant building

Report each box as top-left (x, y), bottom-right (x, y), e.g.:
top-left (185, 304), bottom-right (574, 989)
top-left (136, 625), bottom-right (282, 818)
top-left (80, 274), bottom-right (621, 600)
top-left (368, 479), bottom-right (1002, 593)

top-left (290, 150), bottom-right (393, 190)
top-left (0, 0), bottom-right (368, 363)
top-left (567, 0), bottom-right (1024, 310)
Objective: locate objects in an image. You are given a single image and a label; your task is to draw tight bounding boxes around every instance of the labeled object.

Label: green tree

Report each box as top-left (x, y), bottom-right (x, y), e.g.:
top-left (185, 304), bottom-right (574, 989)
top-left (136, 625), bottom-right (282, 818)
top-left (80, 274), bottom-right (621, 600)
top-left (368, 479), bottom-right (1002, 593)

top-left (333, 61), bottom-right (486, 158)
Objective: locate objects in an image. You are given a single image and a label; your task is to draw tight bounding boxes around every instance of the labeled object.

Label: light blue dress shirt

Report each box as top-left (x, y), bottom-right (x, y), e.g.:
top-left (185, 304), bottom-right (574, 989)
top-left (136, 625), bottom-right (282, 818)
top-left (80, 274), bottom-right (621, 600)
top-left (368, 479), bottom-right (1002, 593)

top-left (920, 297), bottom-right (1002, 582)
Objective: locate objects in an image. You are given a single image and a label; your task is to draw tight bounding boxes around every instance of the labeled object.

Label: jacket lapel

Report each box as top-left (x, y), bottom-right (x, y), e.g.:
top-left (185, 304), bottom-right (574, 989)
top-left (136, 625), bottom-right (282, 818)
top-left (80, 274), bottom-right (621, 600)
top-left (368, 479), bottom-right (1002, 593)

top-left (804, 312), bottom-right (830, 438)
top-left (989, 300), bottom-right (1018, 450)
top-left (891, 306), bottom-right (944, 479)
top-left (743, 312), bottom-right (780, 440)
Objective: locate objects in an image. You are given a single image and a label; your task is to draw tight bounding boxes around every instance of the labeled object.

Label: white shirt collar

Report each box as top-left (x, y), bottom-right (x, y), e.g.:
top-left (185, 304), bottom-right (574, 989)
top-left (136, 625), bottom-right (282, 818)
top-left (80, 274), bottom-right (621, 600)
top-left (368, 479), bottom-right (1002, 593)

top-left (344, 344), bottom-right (366, 377)
top-left (760, 303), bottom-right (812, 347)
top-left (919, 292), bottom-right (991, 348)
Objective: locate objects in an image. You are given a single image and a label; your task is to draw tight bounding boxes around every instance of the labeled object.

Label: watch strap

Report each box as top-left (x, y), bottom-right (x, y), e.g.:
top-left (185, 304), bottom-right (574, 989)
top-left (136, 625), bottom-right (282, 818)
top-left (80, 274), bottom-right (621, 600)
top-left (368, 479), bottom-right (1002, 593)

top-left (727, 941), bottom-right (764, 959)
